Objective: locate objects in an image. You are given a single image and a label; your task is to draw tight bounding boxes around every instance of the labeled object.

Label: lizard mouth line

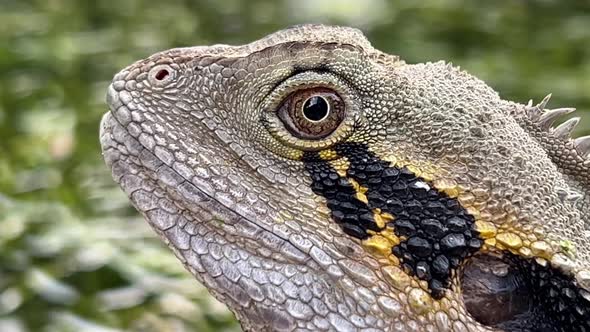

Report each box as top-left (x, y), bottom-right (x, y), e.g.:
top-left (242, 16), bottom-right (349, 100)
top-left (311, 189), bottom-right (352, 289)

top-left (102, 84), bottom-right (311, 265)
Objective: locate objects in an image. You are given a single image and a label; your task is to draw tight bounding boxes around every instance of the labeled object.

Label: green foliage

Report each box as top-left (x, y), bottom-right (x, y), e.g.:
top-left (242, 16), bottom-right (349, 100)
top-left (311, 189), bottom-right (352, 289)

top-left (1, 0), bottom-right (589, 330)
top-left (0, 198), bottom-right (238, 331)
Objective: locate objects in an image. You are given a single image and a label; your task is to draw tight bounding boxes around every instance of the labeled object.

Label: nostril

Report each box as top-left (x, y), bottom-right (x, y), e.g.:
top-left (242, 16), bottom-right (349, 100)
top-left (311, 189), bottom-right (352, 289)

top-left (148, 65), bottom-right (174, 85)
top-left (155, 69), bottom-right (169, 80)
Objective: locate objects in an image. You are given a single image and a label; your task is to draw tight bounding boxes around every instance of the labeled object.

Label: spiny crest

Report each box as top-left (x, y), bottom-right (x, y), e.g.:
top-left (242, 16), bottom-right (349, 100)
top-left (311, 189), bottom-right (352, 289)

top-left (526, 93), bottom-right (590, 159)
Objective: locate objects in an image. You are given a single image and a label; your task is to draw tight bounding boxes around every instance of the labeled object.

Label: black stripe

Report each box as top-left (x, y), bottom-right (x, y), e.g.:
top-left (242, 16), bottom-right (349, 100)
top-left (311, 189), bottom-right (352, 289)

top-left (335, 142), bottom-right (481, 298)
top-left (305, 143), bottom-right (589, 330)
top-left (495, 253), bottom-right (589, 332)
top-left (304, 142), bottom-right (481, 298)
top-left (303, 152), bottom-right (381, 239)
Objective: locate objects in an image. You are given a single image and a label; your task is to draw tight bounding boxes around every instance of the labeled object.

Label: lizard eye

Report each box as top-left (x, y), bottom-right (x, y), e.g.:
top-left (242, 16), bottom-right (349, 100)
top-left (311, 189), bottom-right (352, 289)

top-left (261, 71), bottom-right (359, 155)
top-left (277, 88), bottom-right (345, 139)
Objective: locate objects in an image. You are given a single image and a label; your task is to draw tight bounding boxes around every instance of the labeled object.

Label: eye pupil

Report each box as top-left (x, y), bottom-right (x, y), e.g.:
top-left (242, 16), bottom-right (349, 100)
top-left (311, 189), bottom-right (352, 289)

top-left (302, 96), bottom-right (329, 122)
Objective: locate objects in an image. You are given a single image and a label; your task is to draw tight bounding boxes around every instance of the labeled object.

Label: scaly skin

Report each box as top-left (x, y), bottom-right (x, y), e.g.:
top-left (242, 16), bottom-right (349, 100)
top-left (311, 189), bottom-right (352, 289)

top-left (100, 25), bottom-right (590, 331)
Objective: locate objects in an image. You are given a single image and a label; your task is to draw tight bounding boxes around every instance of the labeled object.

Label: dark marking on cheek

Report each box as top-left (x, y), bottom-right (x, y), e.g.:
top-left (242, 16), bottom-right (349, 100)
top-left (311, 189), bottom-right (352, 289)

top-left (336, 143), bottom-right (482, 297)
top-left (463, 253), bottom-right (590, 332)
top-left (519, 256), bottom-right (590, 332)
top-left (305, 143), bottom-right (483, 299)
top-left (462, 253), bottom-right (532, 327)
top-left (304, 154), bottom-right (381, 239)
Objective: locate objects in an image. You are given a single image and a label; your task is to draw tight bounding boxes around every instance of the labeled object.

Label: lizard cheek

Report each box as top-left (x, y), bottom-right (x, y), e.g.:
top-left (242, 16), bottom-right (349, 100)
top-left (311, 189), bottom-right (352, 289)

top-left (461, 253), bottom-right (532, 328)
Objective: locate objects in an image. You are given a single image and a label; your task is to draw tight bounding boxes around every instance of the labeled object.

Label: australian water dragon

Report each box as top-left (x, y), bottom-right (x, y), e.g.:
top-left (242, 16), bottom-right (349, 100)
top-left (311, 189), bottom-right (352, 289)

top-left (100, 25), bottom-right (590, 331)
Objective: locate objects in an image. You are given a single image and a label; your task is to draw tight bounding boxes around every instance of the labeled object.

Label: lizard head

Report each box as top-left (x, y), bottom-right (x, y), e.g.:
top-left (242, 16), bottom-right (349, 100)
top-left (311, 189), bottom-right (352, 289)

top-left (100, 24), bottom-right (590, 331)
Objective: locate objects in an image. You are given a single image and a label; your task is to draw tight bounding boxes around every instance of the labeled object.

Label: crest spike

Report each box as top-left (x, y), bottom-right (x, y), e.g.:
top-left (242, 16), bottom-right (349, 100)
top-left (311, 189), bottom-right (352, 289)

top-left (574, 136), bottom-right (590, 158)
top-left (552, 117), bottom-right (580, 138)
top-left (537, 93), bottom-right (552, 110)
top-left (538, 108), bottom-right (576, 129)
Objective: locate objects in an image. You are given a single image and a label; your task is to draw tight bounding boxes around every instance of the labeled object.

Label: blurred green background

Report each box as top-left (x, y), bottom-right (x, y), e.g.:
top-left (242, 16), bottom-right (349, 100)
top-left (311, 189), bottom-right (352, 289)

top-left (1, 1), bottom-right (589, 331)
